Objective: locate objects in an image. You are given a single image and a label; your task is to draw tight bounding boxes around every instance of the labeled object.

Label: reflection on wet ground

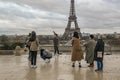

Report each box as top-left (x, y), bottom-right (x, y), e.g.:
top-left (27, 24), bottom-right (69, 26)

top-left (0, 53), bottom-right (120, 80)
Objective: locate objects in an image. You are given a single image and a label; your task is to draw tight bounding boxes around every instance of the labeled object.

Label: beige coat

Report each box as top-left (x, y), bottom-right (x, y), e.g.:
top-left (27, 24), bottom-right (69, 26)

top-left (71, 37), bottom-right (84, 61)
top-left (85, 39), bottom-right (96, 63)
top-left (30, 38), bottom-right (39, 51)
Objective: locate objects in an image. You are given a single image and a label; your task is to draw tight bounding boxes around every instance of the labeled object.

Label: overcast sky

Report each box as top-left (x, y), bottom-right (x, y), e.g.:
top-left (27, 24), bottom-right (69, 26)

top-left (0, 0), bottom-right (120, 35)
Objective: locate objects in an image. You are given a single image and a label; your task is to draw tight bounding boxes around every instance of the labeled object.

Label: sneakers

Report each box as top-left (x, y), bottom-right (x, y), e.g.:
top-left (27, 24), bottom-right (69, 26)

top-left (45, 59), bottom-right (50, 63)
top-left (30, 65), bottom-right (34, 68)
top-left (95, 69), bottom-right (103, 72)
top-left (34, 65), bottom-right (37, 68)
top-left (30, 65), bottom-right (37, 68)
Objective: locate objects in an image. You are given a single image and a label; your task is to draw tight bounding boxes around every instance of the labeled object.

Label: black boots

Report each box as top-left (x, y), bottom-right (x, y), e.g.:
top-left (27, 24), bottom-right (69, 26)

top-left (72, 63), bottom-right (81, 68)
top-left (72, 63), bottom-right (75, 67)
top-left (79, 63), bottom-right (81, 68)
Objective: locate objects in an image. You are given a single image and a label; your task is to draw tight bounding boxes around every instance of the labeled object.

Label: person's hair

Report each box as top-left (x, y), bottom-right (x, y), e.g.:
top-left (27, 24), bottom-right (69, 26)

top-left (73, 32), bottom-right (79, 39)
top-left (30, 31), bottom-right (36, 41)
top-left (90, 35), bottom-right (94, 39)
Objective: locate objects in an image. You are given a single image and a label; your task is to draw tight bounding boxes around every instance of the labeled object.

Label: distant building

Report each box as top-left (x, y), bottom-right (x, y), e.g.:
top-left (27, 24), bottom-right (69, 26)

top-left (114, 32), bottom-right (120, 39)
top-left (82, 32), bottom-right (90, 37)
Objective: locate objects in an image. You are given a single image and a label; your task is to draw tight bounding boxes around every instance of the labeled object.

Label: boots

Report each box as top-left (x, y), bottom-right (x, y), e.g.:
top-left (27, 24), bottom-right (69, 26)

top-left (79, 63), bottom-right (81, 68)
top-left (72, 63), bottom-right (75, 67)
top-left (72, 63), bottom-right (82, 68)
top-left (88, 63), bottom-right (94, 67)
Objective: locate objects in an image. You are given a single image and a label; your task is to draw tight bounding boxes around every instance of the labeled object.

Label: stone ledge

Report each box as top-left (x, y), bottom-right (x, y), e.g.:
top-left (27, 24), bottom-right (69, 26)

top-left (0, 50), bottom-right (14, 55)
top-left (40, 45), bottom-right (114, 52)
top-left (0, 48), bottom-right (29, 55)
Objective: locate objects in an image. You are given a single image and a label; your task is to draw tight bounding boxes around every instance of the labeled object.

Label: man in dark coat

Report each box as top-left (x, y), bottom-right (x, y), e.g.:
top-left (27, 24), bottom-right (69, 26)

top-left (94, 35), bottom-right (105, 71)
top-left (53, 31), bottom-right (59, 55)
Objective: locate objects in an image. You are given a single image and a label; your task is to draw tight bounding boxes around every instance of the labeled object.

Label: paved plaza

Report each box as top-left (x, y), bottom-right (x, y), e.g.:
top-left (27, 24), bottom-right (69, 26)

top-left (0, 53), bottom-right (120, 80)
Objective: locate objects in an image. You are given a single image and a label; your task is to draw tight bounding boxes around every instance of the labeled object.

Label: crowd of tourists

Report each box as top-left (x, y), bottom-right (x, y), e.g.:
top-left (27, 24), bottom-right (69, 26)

top-left (25, 31), bottom-right (104, 72)
top-left (71, 32), bottom-right (104, 72)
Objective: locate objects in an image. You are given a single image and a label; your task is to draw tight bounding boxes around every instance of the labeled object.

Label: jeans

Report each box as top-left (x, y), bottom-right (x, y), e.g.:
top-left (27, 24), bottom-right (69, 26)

top-left (97, 60), bottom-right (103, 70)
top-left (31, 51), bottom-right (37, 65)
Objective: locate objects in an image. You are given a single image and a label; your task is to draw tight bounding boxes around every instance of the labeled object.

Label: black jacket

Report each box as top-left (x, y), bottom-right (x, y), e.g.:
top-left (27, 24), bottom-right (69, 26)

top-left (53, 37), bottom-right (59, 46)
top-left (94, 39), bottom-right (105, 60)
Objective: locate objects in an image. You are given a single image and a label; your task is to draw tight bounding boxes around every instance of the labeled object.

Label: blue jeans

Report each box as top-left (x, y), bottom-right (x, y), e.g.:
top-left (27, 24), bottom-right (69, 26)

top-left (97, 60), bottom-right (103, 70)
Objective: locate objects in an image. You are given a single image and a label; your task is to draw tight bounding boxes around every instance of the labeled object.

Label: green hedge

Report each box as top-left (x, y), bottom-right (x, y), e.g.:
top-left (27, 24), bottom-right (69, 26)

top-left (0, 42), bottom-right (24, 50)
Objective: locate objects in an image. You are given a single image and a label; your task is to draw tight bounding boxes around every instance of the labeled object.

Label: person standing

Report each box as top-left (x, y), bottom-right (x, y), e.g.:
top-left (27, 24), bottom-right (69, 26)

top-left (53, 32), bottom-right (59, 55)
top-left (94, 35), bottom-right (104, 71)
top-left (71, 32), bottom-right (84, 67)
top-left (29, 31), bottom-right (39, 68)
top-left (84, 35), bottom-right (96, 67)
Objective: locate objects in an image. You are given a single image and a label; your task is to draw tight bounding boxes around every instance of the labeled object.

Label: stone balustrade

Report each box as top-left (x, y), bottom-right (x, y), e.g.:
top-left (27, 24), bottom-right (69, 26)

top-left (0, 45), bottom-right (119, 55)
top-left (0, 46), bottom-right (29, 55)
top-left (40, 45), bottom-right (119, 52)
top-left (0, 50), bottom-right (14, 55)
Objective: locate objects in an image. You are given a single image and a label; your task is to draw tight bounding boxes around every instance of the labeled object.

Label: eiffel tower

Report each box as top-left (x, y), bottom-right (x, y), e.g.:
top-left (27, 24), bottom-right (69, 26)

top-left (62, 0), bottom-right (82, 39)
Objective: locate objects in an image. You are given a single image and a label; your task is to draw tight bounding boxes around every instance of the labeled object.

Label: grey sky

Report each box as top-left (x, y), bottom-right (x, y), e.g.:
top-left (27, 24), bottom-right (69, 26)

top-left (0, 0), bottom-right (120, 35)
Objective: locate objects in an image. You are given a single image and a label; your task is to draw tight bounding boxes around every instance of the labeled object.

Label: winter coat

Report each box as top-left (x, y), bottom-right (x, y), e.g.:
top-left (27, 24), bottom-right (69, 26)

top-left (71, 37), bottom-right (84, 61)
top-left (94, 39), bottom-right (104, 60)
top-left (85, 39), bottom-right (96, 63)
top-left (30, 38), bottom-right (39, 51)
top-left (53, 37), bottom-right (59, 47)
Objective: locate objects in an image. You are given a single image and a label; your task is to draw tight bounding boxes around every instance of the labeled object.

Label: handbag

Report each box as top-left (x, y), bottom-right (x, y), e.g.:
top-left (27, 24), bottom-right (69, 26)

top-left (97, 51), bottom-right (102, 58)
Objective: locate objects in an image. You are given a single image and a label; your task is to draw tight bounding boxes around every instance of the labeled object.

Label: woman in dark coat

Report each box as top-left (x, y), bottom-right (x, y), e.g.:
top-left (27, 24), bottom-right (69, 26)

top-left (94, 35), bottom-right (104, 71)
top-left (53, 33), bottom-right (59, 55)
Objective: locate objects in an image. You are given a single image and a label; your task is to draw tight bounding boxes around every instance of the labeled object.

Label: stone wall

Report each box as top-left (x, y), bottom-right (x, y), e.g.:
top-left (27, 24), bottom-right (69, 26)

top-left (0, 45), bottom-right (119, 55)
top-left (0, 50), bottom-right (14, 55)
top-left (0, 47), bottom-right (29, 55)
top-left (40, 45), bottom-right (120, 52)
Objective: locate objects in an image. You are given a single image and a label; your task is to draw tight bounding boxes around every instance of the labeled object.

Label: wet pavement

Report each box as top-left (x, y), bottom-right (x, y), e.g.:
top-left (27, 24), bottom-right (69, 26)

top-left (0, 53), bottom-right (120, 80)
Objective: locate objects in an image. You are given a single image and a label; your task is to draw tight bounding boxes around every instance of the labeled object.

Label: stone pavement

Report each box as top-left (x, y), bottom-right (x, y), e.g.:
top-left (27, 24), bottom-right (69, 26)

top-left (0, 53), bottom-right (120, 80)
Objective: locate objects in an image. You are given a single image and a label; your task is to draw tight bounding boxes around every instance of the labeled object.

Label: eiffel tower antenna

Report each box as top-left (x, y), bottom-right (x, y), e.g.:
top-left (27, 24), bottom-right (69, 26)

top-left (62, 0), bottom-right (82, 40)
